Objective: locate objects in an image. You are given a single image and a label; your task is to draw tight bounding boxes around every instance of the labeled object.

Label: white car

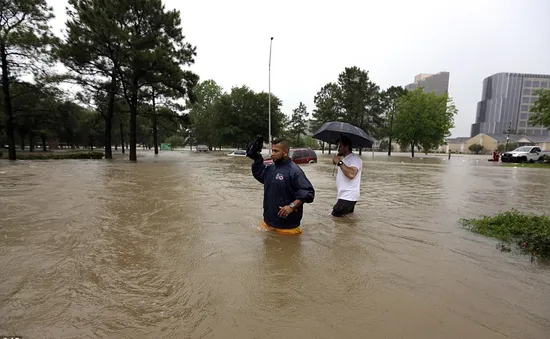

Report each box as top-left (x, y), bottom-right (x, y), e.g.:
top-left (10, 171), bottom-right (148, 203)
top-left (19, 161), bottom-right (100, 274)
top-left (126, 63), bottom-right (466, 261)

top-left (227, 150), bottom-right (246, 157)
top-left (501, 146), bottom-right (550, 163)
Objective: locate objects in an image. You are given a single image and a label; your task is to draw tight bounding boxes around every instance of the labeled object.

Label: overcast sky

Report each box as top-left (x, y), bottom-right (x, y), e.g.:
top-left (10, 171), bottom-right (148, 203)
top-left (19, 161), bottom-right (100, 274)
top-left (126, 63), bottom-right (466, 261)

top-left (48, 0), bottom-right (550, 137)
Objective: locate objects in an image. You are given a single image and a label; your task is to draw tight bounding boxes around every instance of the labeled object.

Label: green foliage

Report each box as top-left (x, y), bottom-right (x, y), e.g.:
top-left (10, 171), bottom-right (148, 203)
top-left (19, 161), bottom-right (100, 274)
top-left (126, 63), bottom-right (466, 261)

top-left (381, 86), bottom-right (407, 135)
top-left (165, 135), bottom-right (185, 148)
top-left (0, 0), bottom-right (58, 160)
top-left (529, 89), bottom-right (550, 129)
top-left (212, 85), bottom-right (285, 148)
top-left (311, 83), bottom-right (340, 134)
top-left (468, 143), bottom-right (484, 154)
top-left (0, 0), bottom-right (58, 77)
top-left (378, 139), bottom-right (394, 152)
top-left (460, 209), bottom-right (550, 258)
top-left (311, 67), bottom-right (383, 139)
top-left (289, 102), bottom-right (309, 144)
top-left (187, 80), bottom-right (223, 148)
top-left (111, 0), bottom-right (198, 161)
top-left (392, 87), bottom-right (458, 157)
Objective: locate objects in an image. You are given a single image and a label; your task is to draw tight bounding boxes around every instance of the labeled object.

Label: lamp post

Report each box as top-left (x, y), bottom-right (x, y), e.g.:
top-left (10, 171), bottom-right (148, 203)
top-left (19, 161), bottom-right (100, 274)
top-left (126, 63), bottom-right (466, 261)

top-left (505, 120), bottom-right (511, 152)
top-left (268, 37), bottom-right (273, 155)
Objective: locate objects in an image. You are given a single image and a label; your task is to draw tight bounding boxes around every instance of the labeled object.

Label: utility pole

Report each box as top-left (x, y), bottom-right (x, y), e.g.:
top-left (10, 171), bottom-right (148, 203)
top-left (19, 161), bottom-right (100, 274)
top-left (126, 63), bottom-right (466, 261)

top-left (505, 120), bottom-right (511, 152)
top-left (268, 37), bottom-right (273, 155)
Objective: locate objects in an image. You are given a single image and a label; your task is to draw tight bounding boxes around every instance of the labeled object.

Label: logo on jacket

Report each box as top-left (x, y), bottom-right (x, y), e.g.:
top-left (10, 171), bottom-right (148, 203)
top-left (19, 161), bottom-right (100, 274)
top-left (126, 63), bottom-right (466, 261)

top-left (275, 173), bottom-right (284, 181)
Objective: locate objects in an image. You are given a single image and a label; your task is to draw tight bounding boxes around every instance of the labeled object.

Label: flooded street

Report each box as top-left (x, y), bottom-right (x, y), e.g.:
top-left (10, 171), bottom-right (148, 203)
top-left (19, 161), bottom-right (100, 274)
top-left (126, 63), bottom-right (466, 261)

top-left (1, 150), bottom-right (549, 338)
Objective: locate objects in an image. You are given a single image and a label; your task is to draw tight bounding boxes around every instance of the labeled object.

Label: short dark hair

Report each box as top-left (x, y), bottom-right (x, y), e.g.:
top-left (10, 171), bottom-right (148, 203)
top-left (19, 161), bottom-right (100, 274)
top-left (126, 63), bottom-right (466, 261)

top-left (339, 136), bottom-right (352, 148)
top-left (272, 138), bottom-right (290, 150)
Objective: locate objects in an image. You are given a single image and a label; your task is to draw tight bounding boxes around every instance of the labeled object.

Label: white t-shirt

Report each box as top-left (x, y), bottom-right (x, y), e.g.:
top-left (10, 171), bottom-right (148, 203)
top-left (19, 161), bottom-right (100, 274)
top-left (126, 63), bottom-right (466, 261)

top-left (336, 153), bottom-right (363, 201)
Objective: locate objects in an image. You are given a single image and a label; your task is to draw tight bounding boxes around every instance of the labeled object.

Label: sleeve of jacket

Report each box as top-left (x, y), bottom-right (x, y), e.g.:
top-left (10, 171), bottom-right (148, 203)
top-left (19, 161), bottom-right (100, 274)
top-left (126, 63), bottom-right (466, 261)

top-left (251, 157), bottom-right (269, 184)
top-left (291, 166), bottom-right (315, 203)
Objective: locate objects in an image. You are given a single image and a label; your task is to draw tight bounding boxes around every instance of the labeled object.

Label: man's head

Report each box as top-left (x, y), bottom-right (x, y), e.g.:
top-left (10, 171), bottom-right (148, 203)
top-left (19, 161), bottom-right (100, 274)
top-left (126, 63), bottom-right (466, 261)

top-left (271, 138), bottom-right (290, 162)
top-left (338, 136), bottom-right (352, 156)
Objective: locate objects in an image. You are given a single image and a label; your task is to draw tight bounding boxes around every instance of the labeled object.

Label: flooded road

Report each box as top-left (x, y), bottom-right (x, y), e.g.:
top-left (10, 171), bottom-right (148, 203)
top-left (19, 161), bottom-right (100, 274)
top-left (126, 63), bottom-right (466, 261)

top-left (1, 150), bottom-right (549, 338)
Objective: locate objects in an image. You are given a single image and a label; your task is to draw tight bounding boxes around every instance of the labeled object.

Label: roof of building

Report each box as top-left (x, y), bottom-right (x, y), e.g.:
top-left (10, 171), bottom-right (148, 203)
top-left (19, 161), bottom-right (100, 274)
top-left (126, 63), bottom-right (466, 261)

top-left (447, 137), bottom-right (470, 144)
top-left (474, 133), bottom-right (550, 143)
top-left (482, 133), bottom-right (524, 142)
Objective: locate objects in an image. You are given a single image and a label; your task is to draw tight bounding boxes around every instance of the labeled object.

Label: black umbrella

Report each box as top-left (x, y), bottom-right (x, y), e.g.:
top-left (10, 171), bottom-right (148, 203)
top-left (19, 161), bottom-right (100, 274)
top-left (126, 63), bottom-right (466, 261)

top-left (313, 121), bottom-right (376, 148)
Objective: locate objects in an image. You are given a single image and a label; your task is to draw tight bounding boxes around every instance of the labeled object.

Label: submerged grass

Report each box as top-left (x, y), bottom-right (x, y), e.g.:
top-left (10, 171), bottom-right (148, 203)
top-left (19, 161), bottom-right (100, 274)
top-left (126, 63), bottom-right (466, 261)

top-left (460, 209), bottom-right (550, 259)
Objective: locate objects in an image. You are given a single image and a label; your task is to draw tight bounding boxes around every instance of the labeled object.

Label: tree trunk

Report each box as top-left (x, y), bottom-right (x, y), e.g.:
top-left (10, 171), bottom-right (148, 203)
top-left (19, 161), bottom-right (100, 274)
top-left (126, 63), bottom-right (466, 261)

top-left (29, 132), bottom-right (34, 152)
top-left (359, 148), bottom-right (362, 155)
top-left (129, 77), bottom-right (138, 161)
top-left (321, 142), bottom-right (325, 153)
top-left (20, 132), bottom-right (25, 151)
top-left (120, 123), bottom-right (125, 154)
top-left (105, 114), bottom-right (112, 159)
top-left (152, 89), bottom-right (158, 155)
top-left (411, 142), bottom-right (415, 158)
top-left (104, 71), bottom-right (117, 159)
top-left (1, 42), bottom-right (16, 160)
top-left (328, 143), bottom-right (331, 154)
top-left (388, 113), bottom-right (393, 156)
top-left (115, 144), bottom-right (118, 151)
top-left (129, 105), bottom-right (137, 161)
top-left (41, 135), bottom-right (47, 152)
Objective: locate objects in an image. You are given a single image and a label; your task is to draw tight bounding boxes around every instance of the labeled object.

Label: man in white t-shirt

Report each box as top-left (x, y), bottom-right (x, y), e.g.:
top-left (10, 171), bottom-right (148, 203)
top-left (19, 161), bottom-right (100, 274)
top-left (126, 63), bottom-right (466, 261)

top-left (331, 136), bottom-right (363, 217)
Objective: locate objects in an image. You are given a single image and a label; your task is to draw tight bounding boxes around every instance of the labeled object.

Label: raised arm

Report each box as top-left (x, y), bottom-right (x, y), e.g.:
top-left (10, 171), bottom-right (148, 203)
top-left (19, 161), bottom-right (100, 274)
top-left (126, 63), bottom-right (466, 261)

top-left (251, 157), bottom-right (269, 184)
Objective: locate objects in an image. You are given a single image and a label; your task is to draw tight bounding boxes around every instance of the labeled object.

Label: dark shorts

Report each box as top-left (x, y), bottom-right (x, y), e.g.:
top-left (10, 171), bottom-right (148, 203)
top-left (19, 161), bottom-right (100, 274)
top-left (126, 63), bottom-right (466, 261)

top-left (331, 199), bottom-right (357, 217)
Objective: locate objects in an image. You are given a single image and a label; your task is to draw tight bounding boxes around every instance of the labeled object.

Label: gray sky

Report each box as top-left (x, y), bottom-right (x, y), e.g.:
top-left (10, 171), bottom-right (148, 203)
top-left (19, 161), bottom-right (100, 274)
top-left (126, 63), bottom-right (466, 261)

top-left (48, 0), bottom-right (550, 137)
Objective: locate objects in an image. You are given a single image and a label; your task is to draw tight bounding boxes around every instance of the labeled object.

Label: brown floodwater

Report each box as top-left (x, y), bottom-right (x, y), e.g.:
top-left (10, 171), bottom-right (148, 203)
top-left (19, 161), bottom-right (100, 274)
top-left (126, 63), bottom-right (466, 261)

top-left (1, 150), bottom-right (549, 338)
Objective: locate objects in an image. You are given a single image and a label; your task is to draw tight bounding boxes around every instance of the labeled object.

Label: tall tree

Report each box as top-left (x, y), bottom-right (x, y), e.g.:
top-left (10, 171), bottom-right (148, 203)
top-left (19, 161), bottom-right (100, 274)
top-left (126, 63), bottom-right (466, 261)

top-left (187, 79), bottom-right (223, 150)
top-left (392, 87), bottom-right (457, 157)
top-left (0, 0), bottom-right (57, 160)
top-left (57, 0), bottom-right (133, 159)
top-left (213, 86), bottom-right (285, 148)
top-left (289, 102), bottom-right (309, 144)
top-left (381, 86), bottom-right (407, 155)
top-left (311, 83), bottom-right (341, 132)
top-left (336, 66), bottom-right (382, 137)
top-left (116, 0), bottom-right (198, 161)
top-left (529, 89), bottom-right (550, 129)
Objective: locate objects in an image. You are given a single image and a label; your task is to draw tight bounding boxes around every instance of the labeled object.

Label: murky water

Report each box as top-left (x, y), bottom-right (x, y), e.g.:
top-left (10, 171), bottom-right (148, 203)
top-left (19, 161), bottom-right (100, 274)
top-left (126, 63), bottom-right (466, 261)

top-left (1, 150), bottom-right (549, 338)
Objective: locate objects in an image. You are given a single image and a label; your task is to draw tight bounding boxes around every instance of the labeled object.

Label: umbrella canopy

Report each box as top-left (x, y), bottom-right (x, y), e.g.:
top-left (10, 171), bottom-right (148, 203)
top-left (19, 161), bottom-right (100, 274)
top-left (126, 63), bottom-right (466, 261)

top-left (313, 121), bottom-right (377, 148)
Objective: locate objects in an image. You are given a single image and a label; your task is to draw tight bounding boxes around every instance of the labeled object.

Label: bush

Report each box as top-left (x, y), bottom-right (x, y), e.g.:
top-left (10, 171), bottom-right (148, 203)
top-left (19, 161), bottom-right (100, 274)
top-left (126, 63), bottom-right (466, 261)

top-left (1, 151), bottom-right (104, 160)
top-left (460, 209), bottom-right (550, 259)
top-left (468, 143), bottom-right (484, 154)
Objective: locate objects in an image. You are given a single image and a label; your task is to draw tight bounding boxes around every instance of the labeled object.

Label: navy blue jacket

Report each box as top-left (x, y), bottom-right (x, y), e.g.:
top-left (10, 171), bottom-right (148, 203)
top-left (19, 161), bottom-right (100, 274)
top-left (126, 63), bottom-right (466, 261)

top-left (252, 157), bottom-right (315, 229)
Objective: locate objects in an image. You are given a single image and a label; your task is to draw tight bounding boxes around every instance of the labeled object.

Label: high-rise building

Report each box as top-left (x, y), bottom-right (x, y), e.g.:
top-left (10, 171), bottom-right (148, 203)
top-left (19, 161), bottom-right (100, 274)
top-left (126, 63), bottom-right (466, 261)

top-left (405, 72), bottom-right (450, 95)
top-left (470, 73), bottom-right (550, 137)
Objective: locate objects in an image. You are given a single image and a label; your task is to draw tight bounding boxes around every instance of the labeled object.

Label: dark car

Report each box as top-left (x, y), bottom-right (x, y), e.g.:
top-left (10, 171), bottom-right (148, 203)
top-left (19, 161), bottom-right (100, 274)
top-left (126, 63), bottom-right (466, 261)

top-left (264, 147), bottom-right (317, 165)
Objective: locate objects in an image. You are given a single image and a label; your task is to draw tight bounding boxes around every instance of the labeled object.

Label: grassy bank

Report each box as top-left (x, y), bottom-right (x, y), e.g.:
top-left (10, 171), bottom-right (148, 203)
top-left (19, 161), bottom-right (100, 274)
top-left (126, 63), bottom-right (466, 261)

top-left (1, 151), bottom-right (104, 160)
top-left (460, 210), bottom-right (550, 259)
top-left (502, 163), bottom-right (550, 169)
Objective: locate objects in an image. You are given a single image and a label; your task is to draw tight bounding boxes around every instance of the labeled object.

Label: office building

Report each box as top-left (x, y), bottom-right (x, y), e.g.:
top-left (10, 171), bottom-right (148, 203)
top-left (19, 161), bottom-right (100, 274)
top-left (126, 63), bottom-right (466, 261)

top-left (405, 71), bottom-right (450, 95)
top-left (470, 73), bottom-right (550, 137)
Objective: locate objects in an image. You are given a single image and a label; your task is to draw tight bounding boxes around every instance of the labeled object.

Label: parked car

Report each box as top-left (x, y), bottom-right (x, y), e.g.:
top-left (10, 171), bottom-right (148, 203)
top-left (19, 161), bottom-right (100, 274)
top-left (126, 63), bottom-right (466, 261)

top-left (227, 150), bottom-right (246, 157)
top-left (196, 145), bottom-right (209, 152)
top-left (263, 147), bottom-right (317, 165)
top-left (501, 146), bottom-right (550, 163)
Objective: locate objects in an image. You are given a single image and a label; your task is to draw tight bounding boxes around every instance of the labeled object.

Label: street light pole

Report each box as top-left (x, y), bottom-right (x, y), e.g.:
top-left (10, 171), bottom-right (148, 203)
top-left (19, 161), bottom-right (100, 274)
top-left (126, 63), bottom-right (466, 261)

top-left (505, 120), bottom-right (511, 152)
top-left (268, 37), bottom-right (273, 155)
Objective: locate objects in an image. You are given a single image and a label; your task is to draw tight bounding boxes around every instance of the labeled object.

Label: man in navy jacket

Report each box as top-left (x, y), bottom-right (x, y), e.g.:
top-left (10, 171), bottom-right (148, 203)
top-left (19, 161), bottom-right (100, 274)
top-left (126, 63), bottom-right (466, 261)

top-left (250, 138), bottom-right (315, 235)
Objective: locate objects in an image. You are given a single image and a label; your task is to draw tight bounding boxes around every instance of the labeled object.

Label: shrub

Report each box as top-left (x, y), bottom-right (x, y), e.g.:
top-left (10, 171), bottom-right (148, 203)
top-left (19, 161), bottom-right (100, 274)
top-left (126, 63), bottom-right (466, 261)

top-left (460, 209), bottom-right (550, 259)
